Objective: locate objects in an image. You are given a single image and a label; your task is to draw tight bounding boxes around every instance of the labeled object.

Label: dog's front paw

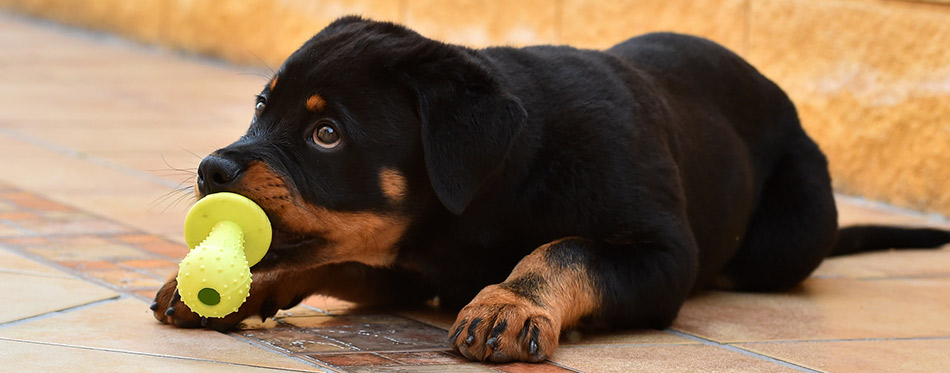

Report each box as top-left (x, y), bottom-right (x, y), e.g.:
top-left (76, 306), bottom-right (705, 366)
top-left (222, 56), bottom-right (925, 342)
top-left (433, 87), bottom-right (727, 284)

top-left (449, 284), bottom-right (560, 363)
top-left (151, 276), bottom-right (253, 331)
top-left (151, 277), bottom-right (202, 328)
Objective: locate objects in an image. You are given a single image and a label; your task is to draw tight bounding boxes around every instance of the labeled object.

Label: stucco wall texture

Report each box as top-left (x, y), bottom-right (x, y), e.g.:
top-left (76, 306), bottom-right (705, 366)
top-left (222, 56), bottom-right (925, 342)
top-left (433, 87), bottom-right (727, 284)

top-left (2, 0), bottom-right (948, 217)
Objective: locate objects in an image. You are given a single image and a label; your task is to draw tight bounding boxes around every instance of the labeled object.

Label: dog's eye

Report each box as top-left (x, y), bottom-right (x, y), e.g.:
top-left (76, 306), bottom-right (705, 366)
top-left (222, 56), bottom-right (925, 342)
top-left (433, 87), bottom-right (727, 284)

top-left (313, 124), bottom-right (341, 148)
top-left (255, 101), bottom-right (265, 115)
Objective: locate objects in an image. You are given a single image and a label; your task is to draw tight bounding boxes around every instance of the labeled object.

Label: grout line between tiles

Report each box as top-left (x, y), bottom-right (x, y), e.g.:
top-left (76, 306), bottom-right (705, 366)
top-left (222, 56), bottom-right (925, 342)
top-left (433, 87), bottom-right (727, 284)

top-left (546, 360), bottom-right (585, 373)
top-left (0, 127), bottom-right (182, 190)
top-left (665, 329), bottom-right (819, 373)
top-left (0, 268), bottom-right (74, 279)
top-left (558, 341), bottom-right (703, 349)
top-left (0, 336), bottom-right (329, 372)
top-left (858, 273), bottom-right (950, 281)
top-left (0, 248), bottom-right (162, 294)
top-left (226, 333), bottom-right (338, 372)
top-left (835, 193), bottom-right (950, 225)
top-left (732, 336), bottom-right (950, 345)
top-left (0, 296), bottom-right (121, 330)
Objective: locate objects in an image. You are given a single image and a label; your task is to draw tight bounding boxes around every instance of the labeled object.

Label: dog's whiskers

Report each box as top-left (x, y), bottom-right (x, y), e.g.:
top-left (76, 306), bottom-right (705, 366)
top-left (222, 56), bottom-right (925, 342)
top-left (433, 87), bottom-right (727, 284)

top-left (149, 176), bottom-right (197, 214)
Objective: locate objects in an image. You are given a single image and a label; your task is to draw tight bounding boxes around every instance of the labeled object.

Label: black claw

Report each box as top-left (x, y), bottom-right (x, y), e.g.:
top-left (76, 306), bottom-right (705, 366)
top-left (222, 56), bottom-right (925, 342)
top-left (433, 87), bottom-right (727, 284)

top-left (486, 337), bottom-right (498, 349)
top-left (518, 319), bottom-right (532, 341)
top-left (529, 325), bottom-right (541, 356)
top-left (489, 320), bottom-right (508, 339)
top-left (200, 317), bottom-right (210, 327)
top-left (260, 300), bottom-right (279, 321)
top-left (450, 320), bottom-right (467, 343)
top-left (464, 318), bottom-right (482, 345)
top-left (149, 301), bottom-right (159, 311)
top-left (164, 307), bottom-right (175, 317)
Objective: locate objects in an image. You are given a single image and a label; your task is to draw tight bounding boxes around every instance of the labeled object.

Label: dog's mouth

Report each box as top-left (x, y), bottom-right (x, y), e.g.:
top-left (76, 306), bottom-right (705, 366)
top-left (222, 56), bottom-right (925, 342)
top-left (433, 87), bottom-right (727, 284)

top-left (268, 225), bottom-right (325, 251)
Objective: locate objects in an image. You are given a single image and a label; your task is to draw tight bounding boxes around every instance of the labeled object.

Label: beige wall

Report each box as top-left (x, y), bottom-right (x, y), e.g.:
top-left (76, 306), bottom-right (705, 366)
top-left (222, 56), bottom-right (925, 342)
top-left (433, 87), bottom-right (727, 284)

top-left (2, 0), bottom-right (949, 216)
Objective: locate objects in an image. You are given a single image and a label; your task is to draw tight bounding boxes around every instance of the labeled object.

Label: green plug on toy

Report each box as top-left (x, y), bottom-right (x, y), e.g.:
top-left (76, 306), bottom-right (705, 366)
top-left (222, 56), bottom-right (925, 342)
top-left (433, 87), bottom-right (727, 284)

top-left (176, 192), bottom-right (271, 318)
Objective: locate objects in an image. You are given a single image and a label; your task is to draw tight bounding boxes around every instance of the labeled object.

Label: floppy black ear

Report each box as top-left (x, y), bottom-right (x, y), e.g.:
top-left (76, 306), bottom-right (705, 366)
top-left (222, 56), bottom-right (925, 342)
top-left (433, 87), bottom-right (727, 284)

top-left (408, 49), bottom-right (527, 215)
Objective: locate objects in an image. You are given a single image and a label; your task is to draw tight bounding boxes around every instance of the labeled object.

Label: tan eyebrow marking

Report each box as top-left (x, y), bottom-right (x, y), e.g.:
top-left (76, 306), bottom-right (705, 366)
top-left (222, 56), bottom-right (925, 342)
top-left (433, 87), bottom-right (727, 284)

top-left (269, 76), bottom-right (278, 91)
top-left (306, 94), bottom-right (327, 111)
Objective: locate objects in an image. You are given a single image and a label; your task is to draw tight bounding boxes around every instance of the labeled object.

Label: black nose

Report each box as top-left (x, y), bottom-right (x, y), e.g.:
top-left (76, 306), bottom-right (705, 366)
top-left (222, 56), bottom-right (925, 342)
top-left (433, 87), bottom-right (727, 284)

top-left (196, 155), bottom-right (245, 195)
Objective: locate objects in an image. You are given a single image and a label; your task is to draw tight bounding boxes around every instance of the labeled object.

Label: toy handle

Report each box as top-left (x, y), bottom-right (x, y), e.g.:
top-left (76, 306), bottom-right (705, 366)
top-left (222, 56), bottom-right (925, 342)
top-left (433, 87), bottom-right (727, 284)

top-left (177, 220), bottom-right (253, 317)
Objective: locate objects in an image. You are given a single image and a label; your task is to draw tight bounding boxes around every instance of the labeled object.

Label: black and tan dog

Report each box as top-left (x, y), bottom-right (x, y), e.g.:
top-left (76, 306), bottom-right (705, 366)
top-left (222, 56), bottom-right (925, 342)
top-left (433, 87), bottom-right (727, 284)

top-left (152, 16), bottom-right (950, 362)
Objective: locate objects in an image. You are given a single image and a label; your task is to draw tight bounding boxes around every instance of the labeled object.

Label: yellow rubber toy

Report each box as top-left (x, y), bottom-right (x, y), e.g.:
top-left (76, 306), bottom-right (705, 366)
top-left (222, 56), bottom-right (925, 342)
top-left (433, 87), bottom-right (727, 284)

top-left (176, 192), bottom-right (271, 318)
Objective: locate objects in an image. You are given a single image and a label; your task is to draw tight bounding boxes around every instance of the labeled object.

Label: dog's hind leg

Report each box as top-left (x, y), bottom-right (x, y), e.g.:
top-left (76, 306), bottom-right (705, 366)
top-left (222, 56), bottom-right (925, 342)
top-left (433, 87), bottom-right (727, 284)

top-left (717, 134), bottom-right (838, 292)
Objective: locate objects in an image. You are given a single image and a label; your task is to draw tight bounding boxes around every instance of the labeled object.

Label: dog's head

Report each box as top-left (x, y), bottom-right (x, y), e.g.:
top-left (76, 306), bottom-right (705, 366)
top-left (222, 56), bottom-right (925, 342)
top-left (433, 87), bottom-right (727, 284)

top-left (194, 16), bottom-right (526, 270)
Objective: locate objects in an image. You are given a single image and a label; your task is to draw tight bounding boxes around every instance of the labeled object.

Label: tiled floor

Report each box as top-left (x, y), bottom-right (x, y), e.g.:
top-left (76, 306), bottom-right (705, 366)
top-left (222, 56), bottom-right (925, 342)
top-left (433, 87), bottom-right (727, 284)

top-left (1, 11), bottom-right (949, 372)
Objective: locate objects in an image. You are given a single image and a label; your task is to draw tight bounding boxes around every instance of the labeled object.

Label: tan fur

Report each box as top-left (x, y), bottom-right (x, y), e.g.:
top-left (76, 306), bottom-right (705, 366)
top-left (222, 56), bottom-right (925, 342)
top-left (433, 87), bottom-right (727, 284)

top-left (239, 161), bottom-right (406, 267)
top-left (451, 237), bottom-right (600, 361)
top-left (268, 75), bottom-right (277, 91)
top-left (504, 238), bottom-right (600, 328)
top-left (378, 168), bottom-right (408, 203)
top-left (306, 94), bottom-right (327, 111)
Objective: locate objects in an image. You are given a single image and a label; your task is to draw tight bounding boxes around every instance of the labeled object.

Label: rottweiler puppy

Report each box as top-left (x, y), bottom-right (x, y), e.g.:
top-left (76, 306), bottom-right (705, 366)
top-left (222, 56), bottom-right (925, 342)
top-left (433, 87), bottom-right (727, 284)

top-left (153, 16), bottom-right (950, 362)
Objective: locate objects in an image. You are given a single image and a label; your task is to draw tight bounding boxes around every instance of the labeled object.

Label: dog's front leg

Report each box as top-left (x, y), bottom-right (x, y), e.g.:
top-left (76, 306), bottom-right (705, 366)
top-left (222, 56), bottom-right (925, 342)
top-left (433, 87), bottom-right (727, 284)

top-left (450, 235), bottom-right (698, 362)
top-left (153, 263), bottom-right (436, 330)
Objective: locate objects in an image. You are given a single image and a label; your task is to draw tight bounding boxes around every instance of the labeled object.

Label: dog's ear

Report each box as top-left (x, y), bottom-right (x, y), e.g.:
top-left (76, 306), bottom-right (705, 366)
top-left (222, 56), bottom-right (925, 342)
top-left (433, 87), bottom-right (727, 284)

top-left (406, 48), bottom-right (527, 215)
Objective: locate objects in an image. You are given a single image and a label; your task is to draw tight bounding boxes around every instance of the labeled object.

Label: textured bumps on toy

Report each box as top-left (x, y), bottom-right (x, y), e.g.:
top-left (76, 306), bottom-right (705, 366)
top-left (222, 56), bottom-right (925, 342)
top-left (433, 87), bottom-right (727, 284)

top-left (176, 192), bottom-right (271, 318)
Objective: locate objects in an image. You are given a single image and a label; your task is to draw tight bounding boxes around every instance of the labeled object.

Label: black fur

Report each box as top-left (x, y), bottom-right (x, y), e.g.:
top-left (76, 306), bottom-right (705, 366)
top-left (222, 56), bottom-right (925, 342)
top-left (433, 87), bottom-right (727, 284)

top-left (193, 16), bottom-right (950, 357)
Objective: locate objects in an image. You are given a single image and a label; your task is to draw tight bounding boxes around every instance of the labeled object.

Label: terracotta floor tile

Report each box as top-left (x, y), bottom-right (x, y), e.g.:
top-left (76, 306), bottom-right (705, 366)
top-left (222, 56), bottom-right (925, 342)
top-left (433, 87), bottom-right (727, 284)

top-left (736, 338), bottom-right (950, 373)
top-left (836, 197), bottom-right (950, 228)
top-left (0, 222), bottom-right (22, 236)
top-left (0, 236), bottom-right (49, 246)
top-left (672, 277), bottom-right (950, 343)
top-left (0, 247), bottom-right (72, 278)
top-left (398, 308), bottom-right (458, 330)
top-left (12, 214), bottom-right (129, 236)
top-left (116, 234), bottom-right (166, 245)
top-left (0, 212), bottom-right (37, 221)
top-left (121, 261), bottom-right (180, 279)
top-left (116, 234), bottom-right (190, 257)
top-left (237, 304), bottom-right (329, 330)
top-left (0, 298), bottom-right (321, 371)
top-left (85, 269), bottom-right (165, 288)
top-left (378, 350), bottom-right (469, 365)
top-left (313, 352), bottom-right (397, 367)
top-left (120, 258), bottom-right (178, 269)
top-left (560, 329), bottom-right (696, 346)
top-left (40, 191), bottom-right (186, 239)
top-left (551, 344), bottom-right (797, 373)
top-left (812, 247), bottom-right (950, 279)
top-left (24, 236), bottom-right (149, 262)
top-left (239, 326), bottom-right (355, 354)
top-left (303, 295), bottom-right (358, 315)
top-left (0, 272), bottom-right (118, 324)
top-left (0, 339), bottom-right (301, 372)
top-left (0, 192), bottom-right (73, 212)
top-left (493, 362), bottom-right (577, 373)
top-left (132, 289), bottom-right (160, 301)
top-left (347, 364), bottom-right (498, 372)
top-left (283, 314), bottom-right (449, 353)
top-left (59, 260), bottom-right (121, 271)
